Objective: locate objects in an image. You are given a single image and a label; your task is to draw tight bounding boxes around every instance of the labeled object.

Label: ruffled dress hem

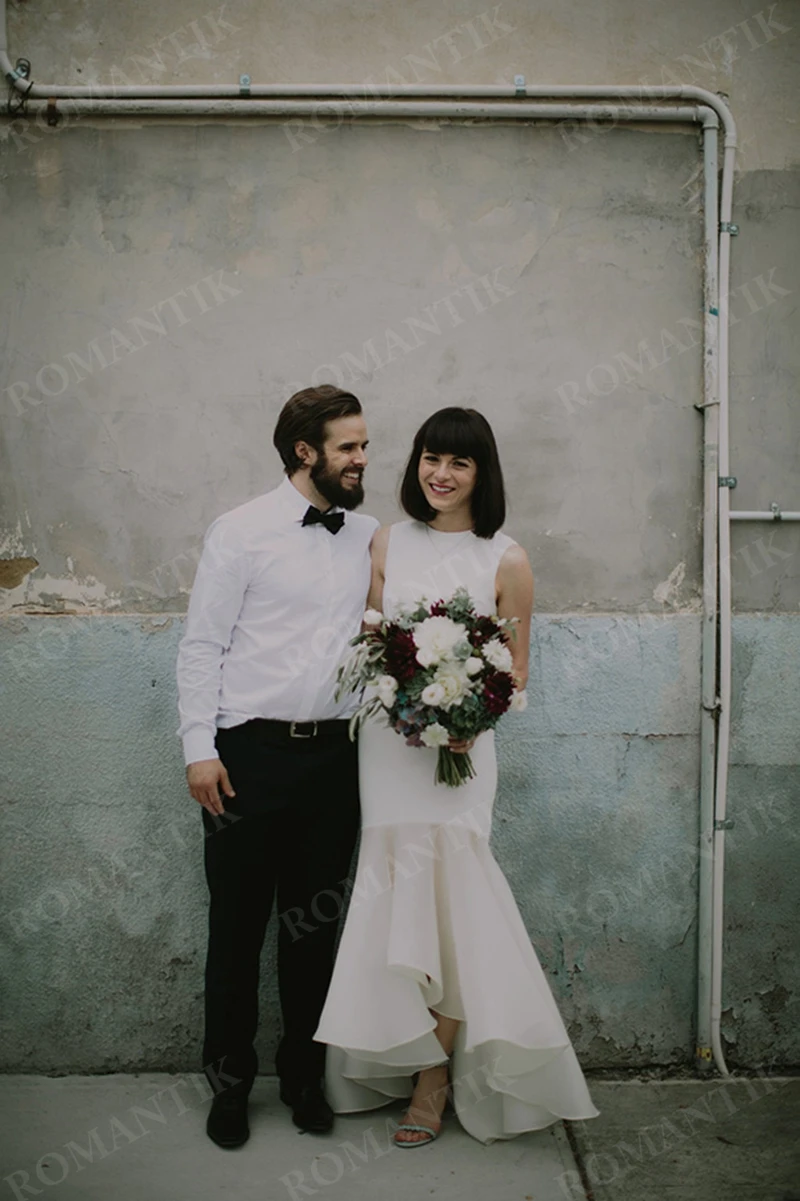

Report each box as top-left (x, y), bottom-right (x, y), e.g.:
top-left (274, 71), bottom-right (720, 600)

top-left (314, 818), bottom-right (600, 1144)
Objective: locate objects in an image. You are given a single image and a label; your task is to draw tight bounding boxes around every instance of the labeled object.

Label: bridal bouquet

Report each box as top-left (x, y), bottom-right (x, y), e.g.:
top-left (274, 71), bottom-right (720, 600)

top-left (336, 586), bottom-right (527, 787)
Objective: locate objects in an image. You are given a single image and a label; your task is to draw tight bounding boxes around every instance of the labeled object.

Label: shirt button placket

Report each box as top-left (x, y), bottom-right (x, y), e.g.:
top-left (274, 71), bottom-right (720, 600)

top-left (300, 525), bottom-right (337, 717)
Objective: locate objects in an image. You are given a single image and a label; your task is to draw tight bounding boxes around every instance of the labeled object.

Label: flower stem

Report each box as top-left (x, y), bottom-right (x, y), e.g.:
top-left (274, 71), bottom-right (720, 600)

top-left (435, 748), bottom-right (476, 787)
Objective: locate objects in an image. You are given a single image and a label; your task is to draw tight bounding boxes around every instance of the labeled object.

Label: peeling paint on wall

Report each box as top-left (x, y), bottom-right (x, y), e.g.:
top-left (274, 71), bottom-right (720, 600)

top-left (653, 562), bottom-right (687, 607)
top-left (0, 557), bottom-right (39, 589)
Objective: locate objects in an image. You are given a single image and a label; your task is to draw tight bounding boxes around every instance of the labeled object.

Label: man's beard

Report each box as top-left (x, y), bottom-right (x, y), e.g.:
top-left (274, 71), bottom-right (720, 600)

top-left (310, 453), bottom-right (365, 510)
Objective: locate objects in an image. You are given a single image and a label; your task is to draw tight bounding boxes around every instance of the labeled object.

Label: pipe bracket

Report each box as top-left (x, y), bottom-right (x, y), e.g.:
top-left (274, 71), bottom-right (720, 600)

top-left (239, 74), bottom-right (251, 97)
top-left (769, 502), bottom-right (782, 521)
top-left (719, 221), bottom-right (739, 235)
top-left (514, 75), bottom-right (526, 96)
top-left (714, 818), bottom-right (735, 830)
top-left (719, 476), bottom-right (737, 488)
top-left (46, 97), bottom-right (60, 126)
top-left (6, 58), bottom-right (32, 113)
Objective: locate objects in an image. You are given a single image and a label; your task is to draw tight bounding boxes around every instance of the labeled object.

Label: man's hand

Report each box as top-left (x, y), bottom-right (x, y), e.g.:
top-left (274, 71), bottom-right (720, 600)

top-left (186, 759), bottom-right (235, 816)
top-left (448, 736), bottom-right (476, 755)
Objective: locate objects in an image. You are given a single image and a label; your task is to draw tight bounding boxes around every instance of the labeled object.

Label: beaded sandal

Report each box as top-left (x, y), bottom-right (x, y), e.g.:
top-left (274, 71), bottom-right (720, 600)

top-left (393, 1066), bottom-right (450, 1148)
top-left (393, 1120), bottom-right (440, 1148)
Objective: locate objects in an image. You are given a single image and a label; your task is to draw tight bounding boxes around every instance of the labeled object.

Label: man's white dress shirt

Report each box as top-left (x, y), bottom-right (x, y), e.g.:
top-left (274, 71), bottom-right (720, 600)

top-left (176, 477), bottom-right (379, 766)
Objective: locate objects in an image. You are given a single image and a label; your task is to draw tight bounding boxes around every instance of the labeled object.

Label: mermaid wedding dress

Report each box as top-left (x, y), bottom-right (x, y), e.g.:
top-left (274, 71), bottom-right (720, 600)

top-left (313, 519), bottom-right (599, 1143)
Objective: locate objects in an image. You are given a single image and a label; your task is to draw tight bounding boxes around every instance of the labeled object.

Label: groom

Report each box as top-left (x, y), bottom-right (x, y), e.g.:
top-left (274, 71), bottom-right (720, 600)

top-left (176, 385), bottom-right (377, 1149)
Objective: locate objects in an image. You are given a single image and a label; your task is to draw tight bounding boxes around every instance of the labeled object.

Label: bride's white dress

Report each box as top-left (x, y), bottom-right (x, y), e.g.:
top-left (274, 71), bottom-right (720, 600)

top-left (314, 519), bottom-right (600, 1143)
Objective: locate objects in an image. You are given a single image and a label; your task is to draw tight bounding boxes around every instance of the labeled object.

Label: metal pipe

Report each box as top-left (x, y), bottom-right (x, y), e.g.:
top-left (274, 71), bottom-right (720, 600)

top-left (0, 20), bottom-right (739, 144)
top-left (710, 140), bottom-right (738, 1080)
top-left (730, 511), bottom-right (800, 521)
top-left (15, 97), bottom-right (706, 121)
top-left (0, 0), bottom-right (737, 144)
top-left (695, 116), bottom-right (720, 1074)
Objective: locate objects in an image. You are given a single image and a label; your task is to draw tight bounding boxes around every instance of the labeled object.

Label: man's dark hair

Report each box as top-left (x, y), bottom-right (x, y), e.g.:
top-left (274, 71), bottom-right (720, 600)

top-left (273, 385), bottom-right (362, 474)
top-left (399, 407), bottom-right (506, 539)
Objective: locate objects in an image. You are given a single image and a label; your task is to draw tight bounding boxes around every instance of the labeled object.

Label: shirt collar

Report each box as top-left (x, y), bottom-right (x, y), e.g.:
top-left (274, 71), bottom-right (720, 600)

top-left (278, 476), bottom-right (343, 524)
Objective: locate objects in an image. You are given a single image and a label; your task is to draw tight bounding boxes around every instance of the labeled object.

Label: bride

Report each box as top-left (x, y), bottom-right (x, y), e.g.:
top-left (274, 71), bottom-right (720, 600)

top-left (314, 406), bottom-right (599, 1146)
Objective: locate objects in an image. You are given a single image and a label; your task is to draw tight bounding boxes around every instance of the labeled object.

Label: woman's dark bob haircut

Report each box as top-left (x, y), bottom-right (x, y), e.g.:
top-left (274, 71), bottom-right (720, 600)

top-left (400, 407), bottom-right (506, 539)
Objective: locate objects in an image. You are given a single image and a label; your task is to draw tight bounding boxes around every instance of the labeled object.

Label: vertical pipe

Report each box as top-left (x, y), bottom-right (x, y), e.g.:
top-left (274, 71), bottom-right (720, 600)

top-left (695, 116), bottom-right (720, 1072)
top-left (710, 141), bottom-right (738, 1078)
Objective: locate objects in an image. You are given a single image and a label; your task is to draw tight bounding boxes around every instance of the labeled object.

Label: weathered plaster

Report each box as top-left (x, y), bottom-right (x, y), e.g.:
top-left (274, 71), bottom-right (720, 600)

top-left (0, 614), bottom-right (795, 1073)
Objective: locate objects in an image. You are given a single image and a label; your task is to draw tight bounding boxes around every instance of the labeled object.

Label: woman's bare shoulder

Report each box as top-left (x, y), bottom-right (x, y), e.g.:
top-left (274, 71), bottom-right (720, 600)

top-left (370, 524), bottom-right (392, 550)
top-left (369, 524), bottom-right (392, 570)
top-left (499, 541), bottom-right (532, 575)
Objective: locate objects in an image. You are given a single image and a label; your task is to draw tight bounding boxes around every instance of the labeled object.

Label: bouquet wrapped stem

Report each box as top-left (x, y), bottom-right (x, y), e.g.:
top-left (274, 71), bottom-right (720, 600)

top-left (436, 747), bottom-right (476, 788)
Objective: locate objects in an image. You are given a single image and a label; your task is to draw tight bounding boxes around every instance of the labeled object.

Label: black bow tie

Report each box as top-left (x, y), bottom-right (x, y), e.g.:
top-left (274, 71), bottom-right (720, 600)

top-left (302, 504), bottom-right (345, 535)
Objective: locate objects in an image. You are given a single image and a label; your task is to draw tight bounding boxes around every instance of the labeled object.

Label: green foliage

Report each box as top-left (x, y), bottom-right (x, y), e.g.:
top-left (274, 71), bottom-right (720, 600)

top-left (441, 587), bottom-right (476, 623)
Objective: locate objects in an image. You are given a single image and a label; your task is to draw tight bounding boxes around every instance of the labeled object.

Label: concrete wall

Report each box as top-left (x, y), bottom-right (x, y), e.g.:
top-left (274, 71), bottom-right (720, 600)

top-left (1, 0), bottom-right (798, 1073)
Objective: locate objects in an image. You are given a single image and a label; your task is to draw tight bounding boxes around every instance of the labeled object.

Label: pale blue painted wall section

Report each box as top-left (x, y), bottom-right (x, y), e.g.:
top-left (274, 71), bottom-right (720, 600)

top-left (1, 614), bottom-right (796, 1074)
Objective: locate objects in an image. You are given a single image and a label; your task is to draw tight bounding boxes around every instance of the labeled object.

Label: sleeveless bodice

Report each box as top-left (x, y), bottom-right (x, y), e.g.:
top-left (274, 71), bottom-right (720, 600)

top-left (383, 520), bottom-right (516, 619)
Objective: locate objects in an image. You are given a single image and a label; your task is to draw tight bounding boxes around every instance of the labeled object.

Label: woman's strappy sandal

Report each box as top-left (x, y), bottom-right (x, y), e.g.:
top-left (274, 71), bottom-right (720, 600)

top-left (393, 1064), bottom-right (451, 1149)
top-left (393, 1119), bottom-right (441, 1147)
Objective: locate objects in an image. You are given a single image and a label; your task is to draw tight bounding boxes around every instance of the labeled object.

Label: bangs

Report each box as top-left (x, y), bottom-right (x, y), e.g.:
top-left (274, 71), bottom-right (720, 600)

top-left (420, 409), bottom-right (485, 462)
top-left (400, 405), bottom-right (506, 537)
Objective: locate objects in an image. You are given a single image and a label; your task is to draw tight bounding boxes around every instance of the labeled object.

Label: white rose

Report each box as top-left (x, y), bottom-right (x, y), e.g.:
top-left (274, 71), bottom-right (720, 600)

top-left (434, 665), bottom-right (472, 710)
top-left (363, 608), bottom-right (383, 626)
top-left (483, 637), bottom-right (513, 673)
top-left (421, 681), bottom-right (446, 706)
top-left (420, 722), bottom-right (450, 748)
top-left (465, 657), bottom-right (483, 677)
top-left (413, 616), bottom-right (467, 667)
top-left (376, 674), bottom-right (398, 707)
top-left (509, 688), bottom-right (528, 711)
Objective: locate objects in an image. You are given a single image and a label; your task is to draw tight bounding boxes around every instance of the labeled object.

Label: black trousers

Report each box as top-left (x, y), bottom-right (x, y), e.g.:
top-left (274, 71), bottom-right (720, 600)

top-left (201, 720), bottom-right (360, 1097)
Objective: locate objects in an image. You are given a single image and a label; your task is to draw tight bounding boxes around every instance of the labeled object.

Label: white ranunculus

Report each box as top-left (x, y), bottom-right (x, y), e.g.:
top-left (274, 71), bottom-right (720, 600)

top-left (363, 608), bottom-right (383, 626)
top-left (483, 637), bottom-right (513, 673)
top-left (376, 674), bottom-right (398, 707)
top-left (420, 722), bottom-right (450, 748)
top-left (434, 665), bottom-right (472, 710)
top-left (421, 681), bottom-right (446, 706)
top-left (413, 616), bottom-right (467, 667)
top-left (509, 688), bottom-right (528, 711)
top-left (465, 656), bottom-right (483, 677)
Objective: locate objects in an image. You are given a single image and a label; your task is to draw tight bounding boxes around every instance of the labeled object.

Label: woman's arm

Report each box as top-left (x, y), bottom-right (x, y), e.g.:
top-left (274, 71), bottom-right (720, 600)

top-left (496, 543), bottom-right (534, 690)
top-left (366, 524), bottom-right (390, 614)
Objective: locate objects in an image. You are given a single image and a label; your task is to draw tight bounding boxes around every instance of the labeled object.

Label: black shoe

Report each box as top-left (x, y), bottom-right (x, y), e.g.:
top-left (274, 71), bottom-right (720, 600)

top-left (279, 1080), bottom-right (334, 1134)
top-left (206, 1089), bottom-right (250, 1149)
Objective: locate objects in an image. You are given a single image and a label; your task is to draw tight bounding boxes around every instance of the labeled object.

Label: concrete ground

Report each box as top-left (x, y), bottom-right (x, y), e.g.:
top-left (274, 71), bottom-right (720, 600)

top-left (569, 1076), bottom-right (800, 1201)
top-left (0, 1074), bottom-right (797, 1201)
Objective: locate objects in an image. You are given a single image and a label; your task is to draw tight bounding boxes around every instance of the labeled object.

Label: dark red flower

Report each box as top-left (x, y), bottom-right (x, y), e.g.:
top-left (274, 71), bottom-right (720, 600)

top-left (429, 600), bottom-right (448, 616)
top-left (470, 615), bottom-right (499, 648)
top-left (483, 669), bottom-right (514, 716)
top-left (384, 626), bottom-right (418, 683)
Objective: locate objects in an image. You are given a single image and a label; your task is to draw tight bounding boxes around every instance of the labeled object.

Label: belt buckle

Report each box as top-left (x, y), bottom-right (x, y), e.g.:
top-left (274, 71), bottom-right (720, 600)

top-left (289, 720), bottom-right (318, 738)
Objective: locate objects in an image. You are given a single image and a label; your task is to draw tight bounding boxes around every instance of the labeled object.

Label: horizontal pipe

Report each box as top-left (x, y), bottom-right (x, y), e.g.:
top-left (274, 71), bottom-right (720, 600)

top-left (730, 511), bottom-right (800, 521)
top-left (16, 97), bottom-right (707, 123)
top-left (0, 43), bottom-right (737, 141)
